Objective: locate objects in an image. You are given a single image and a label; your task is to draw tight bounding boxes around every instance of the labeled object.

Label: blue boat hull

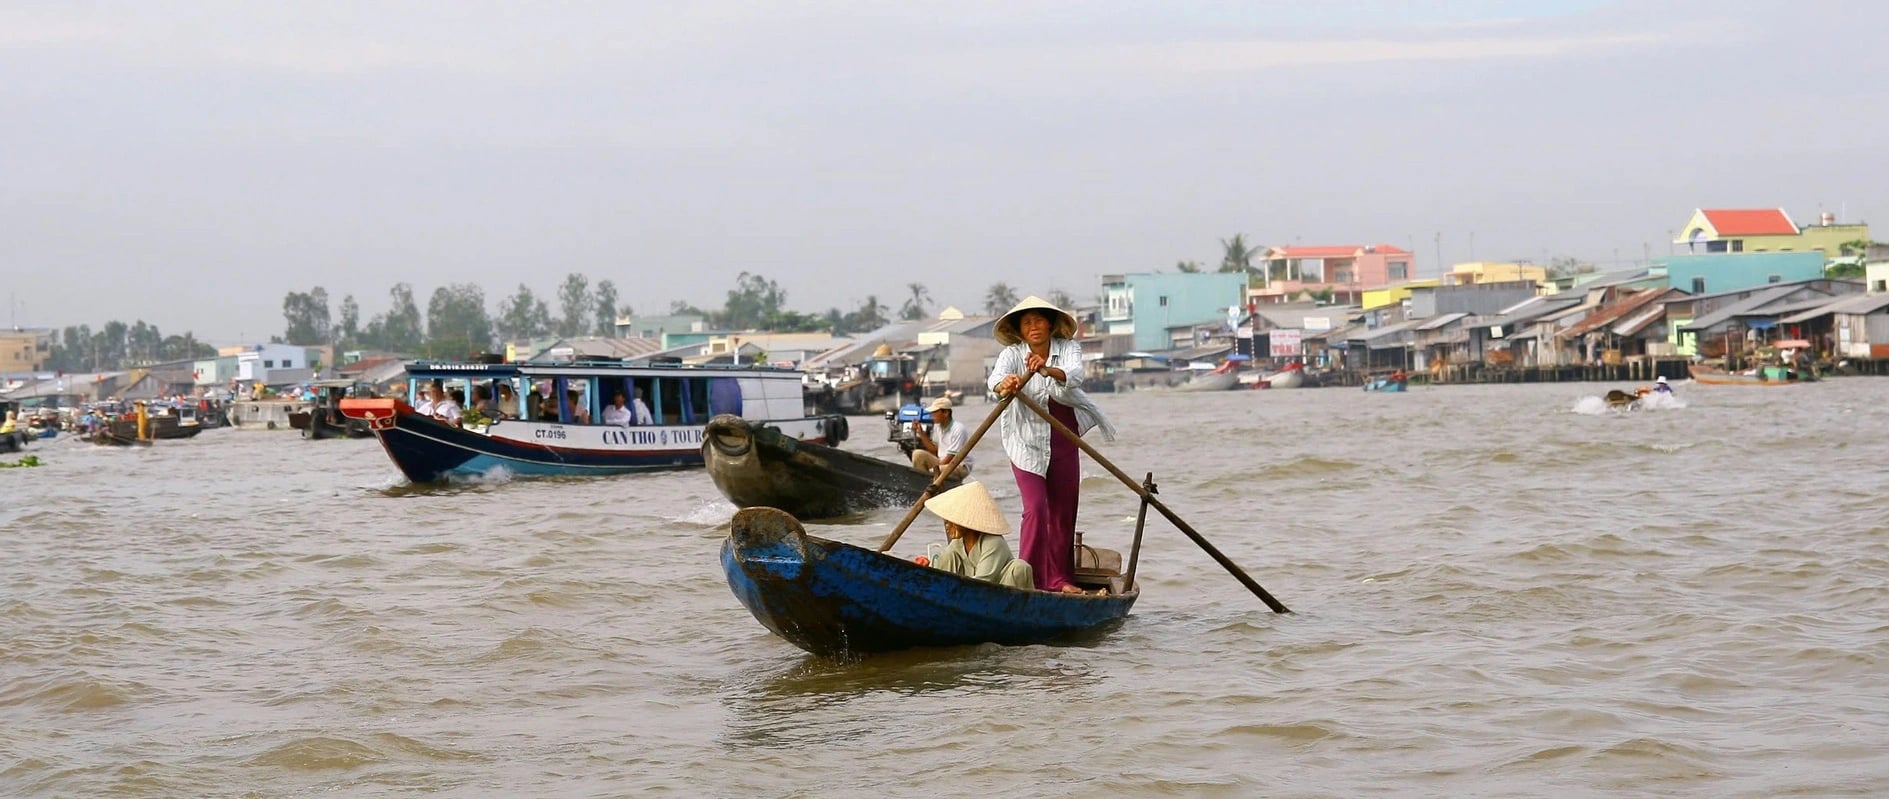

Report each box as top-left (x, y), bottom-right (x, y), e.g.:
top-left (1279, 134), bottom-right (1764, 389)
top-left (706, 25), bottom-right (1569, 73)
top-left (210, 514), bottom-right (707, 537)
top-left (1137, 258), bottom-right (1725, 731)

top-left (371, 415), bottom-right (701, 483)
top-left (1362, 379), bottom-right (1406, 392)
top-left (722, 507), bottom-right (1137, 657)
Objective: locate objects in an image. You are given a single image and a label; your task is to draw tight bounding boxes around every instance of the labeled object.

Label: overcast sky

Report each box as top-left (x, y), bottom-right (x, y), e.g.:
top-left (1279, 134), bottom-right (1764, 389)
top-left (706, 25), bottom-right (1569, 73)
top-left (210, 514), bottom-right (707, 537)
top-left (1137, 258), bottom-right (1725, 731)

top-left (3, 0), bottom-right (1883, 344)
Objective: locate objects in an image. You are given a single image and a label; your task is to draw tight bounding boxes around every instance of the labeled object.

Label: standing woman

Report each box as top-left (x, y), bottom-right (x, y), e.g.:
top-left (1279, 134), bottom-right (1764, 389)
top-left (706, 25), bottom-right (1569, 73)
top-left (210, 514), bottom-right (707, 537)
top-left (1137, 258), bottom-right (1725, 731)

top-left (988, 296), bottom-right (1115, 593)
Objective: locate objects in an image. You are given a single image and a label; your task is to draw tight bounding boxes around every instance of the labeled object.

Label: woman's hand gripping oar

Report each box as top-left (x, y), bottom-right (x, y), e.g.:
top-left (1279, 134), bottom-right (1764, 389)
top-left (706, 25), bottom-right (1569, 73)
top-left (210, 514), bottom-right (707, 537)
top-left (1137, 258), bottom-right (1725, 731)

top-left (876, 367), bottom-right (1037, 553)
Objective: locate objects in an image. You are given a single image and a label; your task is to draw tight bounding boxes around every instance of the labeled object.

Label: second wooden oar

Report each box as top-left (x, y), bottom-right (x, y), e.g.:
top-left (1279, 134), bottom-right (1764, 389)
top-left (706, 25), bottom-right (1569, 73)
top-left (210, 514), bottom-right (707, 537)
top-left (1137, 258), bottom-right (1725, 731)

top-left (1011, 392), bottom-right (1291, 614)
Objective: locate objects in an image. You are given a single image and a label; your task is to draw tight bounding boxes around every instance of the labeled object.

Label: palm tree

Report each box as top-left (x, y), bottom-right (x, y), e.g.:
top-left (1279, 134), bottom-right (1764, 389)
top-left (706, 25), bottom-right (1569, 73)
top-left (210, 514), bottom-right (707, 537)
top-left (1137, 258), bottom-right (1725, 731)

top-left (1219, 233), bottom-right (1263, 274)
top-left (984, 282), bottom-right (1020, 315)
top-left (899, 282), bottom-right (931, 321)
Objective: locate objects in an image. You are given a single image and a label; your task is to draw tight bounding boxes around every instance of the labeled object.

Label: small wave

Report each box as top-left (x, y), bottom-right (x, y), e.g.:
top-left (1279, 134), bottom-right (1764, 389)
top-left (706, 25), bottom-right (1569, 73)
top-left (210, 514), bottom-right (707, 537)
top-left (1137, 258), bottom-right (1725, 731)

top-left (0, 674), bottom-right (144, 711)
top-left (673, 500), bottom-right (739, 527)
top-left (242, 736), bottom-right (386, 770)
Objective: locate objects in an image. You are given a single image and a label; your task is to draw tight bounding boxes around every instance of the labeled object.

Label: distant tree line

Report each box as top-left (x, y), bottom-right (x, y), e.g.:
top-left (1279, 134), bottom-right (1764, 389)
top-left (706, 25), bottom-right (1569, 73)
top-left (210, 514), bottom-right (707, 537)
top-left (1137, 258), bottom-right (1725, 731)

top-left (277, 273), bottom-right (1085, 358)
top-left (43, 321), bottom-right (219, 373)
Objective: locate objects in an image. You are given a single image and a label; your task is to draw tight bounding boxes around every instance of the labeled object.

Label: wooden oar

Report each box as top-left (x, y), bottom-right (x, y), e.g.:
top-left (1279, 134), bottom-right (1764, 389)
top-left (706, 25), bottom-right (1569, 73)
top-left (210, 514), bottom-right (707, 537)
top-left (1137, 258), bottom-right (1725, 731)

top-left (1011, 391), bottom-right (1291, 613)
top-left (875, 367), bottom-right (1037, 553)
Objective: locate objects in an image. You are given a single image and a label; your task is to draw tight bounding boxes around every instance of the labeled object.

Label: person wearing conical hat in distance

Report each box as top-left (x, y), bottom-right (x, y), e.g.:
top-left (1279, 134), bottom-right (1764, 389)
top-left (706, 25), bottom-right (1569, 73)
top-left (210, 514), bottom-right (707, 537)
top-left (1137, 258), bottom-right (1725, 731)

top-left (988, 296), bottom-right (1116, 594)
top-left (1653, 375), bottom-right (1673, 394)
top-left (924, 482), bottom-right (1034, 591)
top-left (909, 396), bottom-right (972, 480)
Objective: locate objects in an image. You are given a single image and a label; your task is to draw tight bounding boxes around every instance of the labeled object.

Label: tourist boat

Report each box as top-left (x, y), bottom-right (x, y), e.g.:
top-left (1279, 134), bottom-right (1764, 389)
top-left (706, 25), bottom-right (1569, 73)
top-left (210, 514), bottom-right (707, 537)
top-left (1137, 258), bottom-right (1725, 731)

top-left (701, 414), bottom-right (960, 520)
top-left (339, 357), bottom-right (845, 483)
top-left (1688, 364), bottom-right (1811, 386)
top-left (722, 506), bottom-right (1138, 657)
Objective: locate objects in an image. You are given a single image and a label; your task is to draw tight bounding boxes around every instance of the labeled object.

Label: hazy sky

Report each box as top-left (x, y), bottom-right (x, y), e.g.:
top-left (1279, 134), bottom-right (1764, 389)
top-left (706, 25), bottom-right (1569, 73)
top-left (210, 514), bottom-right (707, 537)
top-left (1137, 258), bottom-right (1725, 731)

top-left (4, 0), bottom-right (1883, 344)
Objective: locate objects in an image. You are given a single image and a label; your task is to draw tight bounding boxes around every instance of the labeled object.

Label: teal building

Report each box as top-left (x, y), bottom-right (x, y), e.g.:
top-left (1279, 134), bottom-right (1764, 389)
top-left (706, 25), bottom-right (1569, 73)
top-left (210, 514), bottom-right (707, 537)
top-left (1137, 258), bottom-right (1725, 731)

top-left (1100, 272), bottom-right (1249, 352)
top-left (1661, 253), bottom-right (1827, 296)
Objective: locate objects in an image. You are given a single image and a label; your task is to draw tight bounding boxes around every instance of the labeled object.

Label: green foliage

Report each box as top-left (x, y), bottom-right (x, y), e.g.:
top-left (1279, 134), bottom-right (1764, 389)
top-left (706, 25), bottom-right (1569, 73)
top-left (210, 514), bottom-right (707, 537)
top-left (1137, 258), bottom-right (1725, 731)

top-left (557, 273), bottom-right (593, 337)
top-left (424, 283), bottom-right (493, 359)
top-left (1220, 234), bottom-right (1263, 274)
top-left (1, 455), bottom-right (43, 468)
top-left (1176, 260), bottom-right (1203, 273)
top-left (497, 283), bottom-right (553, 342)
top-left (281, 286), bottom-right (332, 345)
top-left (984, 282), bottom-right (1019, 316)
top-left (720, 272), bottom-right (787, 330)
top-left (593, 280), bottom-right (621, 336)
top-left (899, 283), bottom-right (930, 321)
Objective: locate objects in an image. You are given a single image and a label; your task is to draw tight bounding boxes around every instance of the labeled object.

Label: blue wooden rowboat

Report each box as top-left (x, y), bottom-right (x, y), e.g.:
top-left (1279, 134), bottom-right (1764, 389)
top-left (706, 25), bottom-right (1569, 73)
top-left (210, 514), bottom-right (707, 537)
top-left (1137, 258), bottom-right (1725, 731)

top-left (722, 506), bottom-right (1138, 658)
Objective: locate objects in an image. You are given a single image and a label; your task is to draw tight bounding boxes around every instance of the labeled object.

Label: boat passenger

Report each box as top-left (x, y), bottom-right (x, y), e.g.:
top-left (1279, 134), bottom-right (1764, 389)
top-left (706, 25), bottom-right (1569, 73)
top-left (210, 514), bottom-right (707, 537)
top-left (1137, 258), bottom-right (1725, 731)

top-left (910, 396), bottom-right (971, 479)
top-left (494, 383), bottom-right (518, 418)
top-left (471, 385), bottom-right (498, 417)
top-left (428, 383), bottom-right (463, 427)
top-left (1654, 376), bottom-right (1673, 394)
top-left (631, 388), bottom-right (654, 425)
top-left (413, 383), bottom-right (435, 416)
top-left (988, 296), bottom-right (1115, 595)
top-left (923, 481), bottom-right (1034, 591)
top-left (0, 411), bottom-right (15, 434)
top-left (567, 386), bottom-right (591, 424)
top-left (603, 392), bottom-right (634, 426)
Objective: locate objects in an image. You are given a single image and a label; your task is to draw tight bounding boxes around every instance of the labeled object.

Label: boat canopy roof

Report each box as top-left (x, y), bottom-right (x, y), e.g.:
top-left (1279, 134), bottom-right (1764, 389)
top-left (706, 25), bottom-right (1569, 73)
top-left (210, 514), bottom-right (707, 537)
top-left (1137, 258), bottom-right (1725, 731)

top-left (405, 358), bottom-right (797, 379)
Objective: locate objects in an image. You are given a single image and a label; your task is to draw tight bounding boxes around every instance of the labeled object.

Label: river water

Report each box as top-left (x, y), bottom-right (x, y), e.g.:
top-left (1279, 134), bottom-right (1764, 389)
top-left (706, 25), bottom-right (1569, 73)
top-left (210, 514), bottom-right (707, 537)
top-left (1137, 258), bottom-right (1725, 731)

top-left (5, 379), bottom-right (1887, 798)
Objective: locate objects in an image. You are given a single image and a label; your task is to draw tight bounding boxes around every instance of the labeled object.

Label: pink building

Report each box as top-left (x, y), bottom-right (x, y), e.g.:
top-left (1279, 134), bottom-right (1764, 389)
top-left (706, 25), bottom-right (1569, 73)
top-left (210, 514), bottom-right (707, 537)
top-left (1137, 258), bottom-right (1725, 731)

top-left (1251, 244), bottom-right (1414, 305)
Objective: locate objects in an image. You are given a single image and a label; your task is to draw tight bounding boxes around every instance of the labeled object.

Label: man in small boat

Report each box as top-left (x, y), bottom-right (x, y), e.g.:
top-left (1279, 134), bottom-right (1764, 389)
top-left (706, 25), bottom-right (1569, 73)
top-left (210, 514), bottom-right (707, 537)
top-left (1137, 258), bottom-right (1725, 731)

top-left (1653, 376), bottom-right (1673, 394)
top-left (909, 397), bottom-right (971, 479)
top-left (923, 481), bottom-right (1034, 591)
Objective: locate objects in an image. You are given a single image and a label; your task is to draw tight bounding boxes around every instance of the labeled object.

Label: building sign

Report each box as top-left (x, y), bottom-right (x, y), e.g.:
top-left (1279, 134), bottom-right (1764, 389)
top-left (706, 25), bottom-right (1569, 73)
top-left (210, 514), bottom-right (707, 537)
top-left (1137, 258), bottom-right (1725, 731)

top-left (1303, 316), bottom-right (1332, 332)
top-left (1269, 329), bottom-right (1303, 357)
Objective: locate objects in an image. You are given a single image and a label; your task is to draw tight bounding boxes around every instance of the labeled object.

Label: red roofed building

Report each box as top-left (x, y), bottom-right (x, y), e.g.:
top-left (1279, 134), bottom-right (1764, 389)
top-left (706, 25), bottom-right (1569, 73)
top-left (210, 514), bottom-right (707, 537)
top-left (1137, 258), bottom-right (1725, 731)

top-left (1252, 244), bottom-right (1414, 305)
top-left (1674, 207), bottom-right (1868, 259)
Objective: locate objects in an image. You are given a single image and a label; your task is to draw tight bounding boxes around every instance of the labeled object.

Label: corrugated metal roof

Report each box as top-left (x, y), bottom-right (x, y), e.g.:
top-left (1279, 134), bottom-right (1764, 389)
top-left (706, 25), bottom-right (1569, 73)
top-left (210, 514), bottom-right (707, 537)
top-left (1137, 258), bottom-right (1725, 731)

top-left (1415, 312), bottom-right (1470, 331)
top-left (1778, 293), bottom-right (1889, 323)
top-left (1484, 295), bottom-right (1582, 330)
top-left (1612, 306), bottom-right (1668, 336)
top-left (1681, 285), bottom-right (1809, 331)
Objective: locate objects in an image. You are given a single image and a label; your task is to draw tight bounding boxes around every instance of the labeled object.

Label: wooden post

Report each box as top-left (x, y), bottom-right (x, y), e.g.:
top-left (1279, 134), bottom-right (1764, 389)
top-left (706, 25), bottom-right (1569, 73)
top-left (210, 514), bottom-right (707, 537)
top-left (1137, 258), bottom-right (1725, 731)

top-left (1124, 472), bottom-right (1154, 592)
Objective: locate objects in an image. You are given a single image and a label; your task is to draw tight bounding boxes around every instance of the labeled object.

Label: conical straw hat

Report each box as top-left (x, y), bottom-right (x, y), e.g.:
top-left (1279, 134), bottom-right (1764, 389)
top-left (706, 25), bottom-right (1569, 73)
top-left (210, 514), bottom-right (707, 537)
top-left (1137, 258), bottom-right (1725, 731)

top-left (993, 296), bottom-right (1077, 345)
top-left (923, 482), bottom-right (1012, 536)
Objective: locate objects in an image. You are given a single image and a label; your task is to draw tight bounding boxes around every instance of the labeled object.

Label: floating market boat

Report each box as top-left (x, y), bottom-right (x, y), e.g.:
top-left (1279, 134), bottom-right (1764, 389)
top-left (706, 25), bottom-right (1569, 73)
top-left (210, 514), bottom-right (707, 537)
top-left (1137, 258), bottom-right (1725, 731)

top-left (702, 414), bottom-right (959, 521)
top-left (721, 506), bottom-right (1137, 657)
top-left (1688, 364), bottom-right (1811, 386)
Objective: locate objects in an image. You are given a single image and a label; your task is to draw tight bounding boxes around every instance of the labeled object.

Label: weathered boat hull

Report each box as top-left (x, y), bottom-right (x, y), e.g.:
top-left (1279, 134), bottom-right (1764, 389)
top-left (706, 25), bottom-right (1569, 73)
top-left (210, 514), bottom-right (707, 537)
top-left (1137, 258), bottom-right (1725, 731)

top-left (702, 414), bottom-right (959, 520)
top-left (1362, 378), bottom-right (1407, 392)
top-left (0, 430), bottom-right (28, 453)
top-left (1688, 365), bottom-right (1808, 386)
top-left (722, 507), bottom-right (1137, 657)
top-left (1263, 368), bottom-right (1304, 389)
top-left (1173, 373), bottom-right (1239, 392)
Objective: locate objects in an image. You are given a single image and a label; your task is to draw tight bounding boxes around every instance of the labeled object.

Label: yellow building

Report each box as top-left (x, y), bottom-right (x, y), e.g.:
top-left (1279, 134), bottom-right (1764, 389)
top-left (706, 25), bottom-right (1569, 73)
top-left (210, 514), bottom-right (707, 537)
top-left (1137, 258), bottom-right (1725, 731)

top-left (1449, 261), bottom-right (1550, 291)
top-left (1, 329), bottom-right (51, 372)
top-left (1361, 279), bottom-right (1441, 311)
top-left (1674, 208), bottom-right (1870, 259)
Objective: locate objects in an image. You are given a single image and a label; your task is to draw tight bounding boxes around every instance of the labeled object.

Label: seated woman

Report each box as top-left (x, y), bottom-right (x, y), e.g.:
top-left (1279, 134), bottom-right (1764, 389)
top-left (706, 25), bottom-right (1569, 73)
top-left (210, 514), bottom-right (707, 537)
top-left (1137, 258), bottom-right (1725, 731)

top-left (922, 481), bottom-right (1034, 591)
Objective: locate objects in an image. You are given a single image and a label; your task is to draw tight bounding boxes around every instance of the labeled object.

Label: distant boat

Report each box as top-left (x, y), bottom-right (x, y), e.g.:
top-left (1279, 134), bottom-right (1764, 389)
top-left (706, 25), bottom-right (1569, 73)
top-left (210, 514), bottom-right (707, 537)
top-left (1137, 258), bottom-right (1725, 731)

top-left (1688, 364), bottom-right (1810, 386)
top-left (1362, 373), bottom-right (1408, 392)
top-left (701, 414), bottom-right (960, 520)
top-left (1173, 372), bottom-right (1239, 392)
top-left (722, 506), bottom-right (1138, 657)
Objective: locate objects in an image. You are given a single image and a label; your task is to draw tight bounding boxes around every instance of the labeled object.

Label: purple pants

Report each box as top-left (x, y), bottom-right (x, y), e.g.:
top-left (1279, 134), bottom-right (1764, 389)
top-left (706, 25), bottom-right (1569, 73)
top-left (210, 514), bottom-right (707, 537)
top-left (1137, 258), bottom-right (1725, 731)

top-left (1013, 400), bottom-right (1081, 591)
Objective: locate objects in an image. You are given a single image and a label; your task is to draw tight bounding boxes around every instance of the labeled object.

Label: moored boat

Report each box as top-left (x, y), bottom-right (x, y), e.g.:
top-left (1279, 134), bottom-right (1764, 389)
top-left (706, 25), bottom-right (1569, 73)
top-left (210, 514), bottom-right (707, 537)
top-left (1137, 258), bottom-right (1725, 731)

top-left (702, 414), bottom-right (960, 520)
top-left (721, 506), bottom-right (1137, 657)
top-left (1262, 362), bottom-right (1305, 389)
top-left (340, 357), bottom-right (846, 483)
top-left (290, 380), bottom-right (376, 440)
top-left (1688, 363), bottom-right (1810, 386)
top-left (1173, 371), bottom-right (1239, 392)
top-left (1362, 372), bottom-right (1408, 392)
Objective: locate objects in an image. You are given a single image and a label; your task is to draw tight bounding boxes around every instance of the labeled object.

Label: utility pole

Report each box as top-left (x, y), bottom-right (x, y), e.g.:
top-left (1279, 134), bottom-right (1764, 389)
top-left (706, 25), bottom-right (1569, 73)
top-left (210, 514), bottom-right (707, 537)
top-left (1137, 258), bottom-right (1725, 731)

top-left (1434, 232), bottom-right (1443, 278)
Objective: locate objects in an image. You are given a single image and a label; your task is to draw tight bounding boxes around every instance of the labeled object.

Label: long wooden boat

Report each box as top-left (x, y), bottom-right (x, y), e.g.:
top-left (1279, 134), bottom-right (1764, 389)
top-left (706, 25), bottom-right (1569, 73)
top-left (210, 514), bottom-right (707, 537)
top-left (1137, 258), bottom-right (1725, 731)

top-left (339, 358), bottom-right (846, 483)
top-left (702, 414), bottom-right (960, 520)
top-left (1262, 363), bottom-right (1305, 389)
top-left (722, 506), bottom-right (1138, 657)
top-left (0, 429), bottom-right (27, 453)
top-left (290, 381), bottom-right (375, 440)
top-left (1688, 364), bottom-right (1811, 386)
top-left (85, 429), bottom-right (152, 447)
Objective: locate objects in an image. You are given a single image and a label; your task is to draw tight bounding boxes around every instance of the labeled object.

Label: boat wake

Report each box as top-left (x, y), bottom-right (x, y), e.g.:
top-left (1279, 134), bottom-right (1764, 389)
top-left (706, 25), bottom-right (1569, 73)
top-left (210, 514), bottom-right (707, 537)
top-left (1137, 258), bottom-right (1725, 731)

top-left (1569, 392), bottom-right (1688, 415)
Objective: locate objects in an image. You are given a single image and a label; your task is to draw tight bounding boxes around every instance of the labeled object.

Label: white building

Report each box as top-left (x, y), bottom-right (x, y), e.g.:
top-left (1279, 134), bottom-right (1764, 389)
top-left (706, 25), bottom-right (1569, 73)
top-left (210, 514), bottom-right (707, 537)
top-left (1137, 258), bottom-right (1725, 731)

top-left (235, 344), bottom-right (311, 385)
